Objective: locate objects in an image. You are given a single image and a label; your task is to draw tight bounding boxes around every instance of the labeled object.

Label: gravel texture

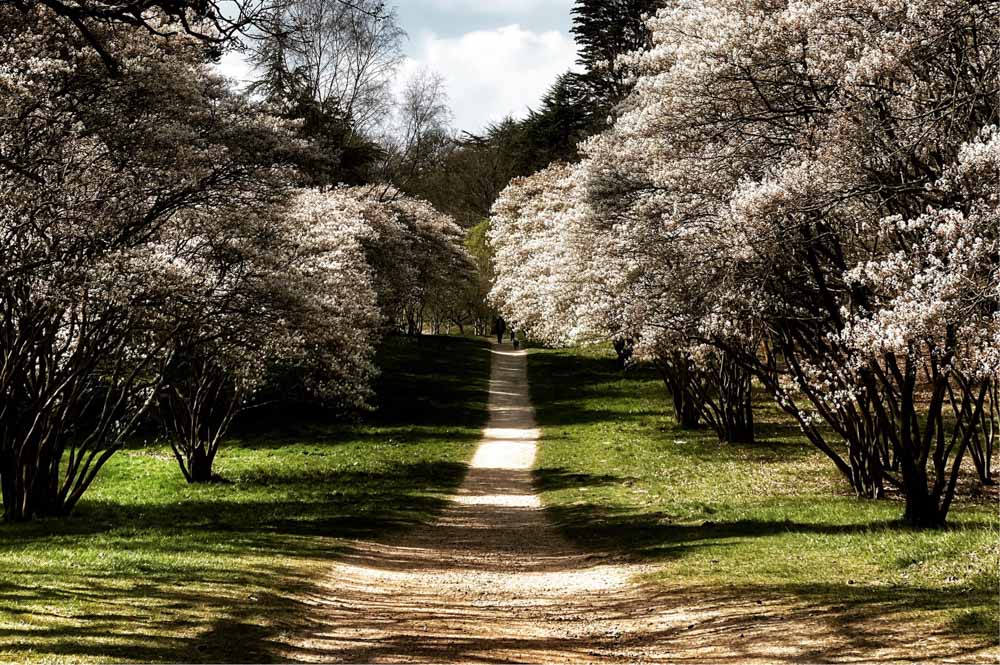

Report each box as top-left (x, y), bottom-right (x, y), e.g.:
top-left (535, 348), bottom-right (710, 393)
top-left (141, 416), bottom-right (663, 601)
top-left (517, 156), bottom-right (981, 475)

top-left (283, 344), bottom-right (996, 664)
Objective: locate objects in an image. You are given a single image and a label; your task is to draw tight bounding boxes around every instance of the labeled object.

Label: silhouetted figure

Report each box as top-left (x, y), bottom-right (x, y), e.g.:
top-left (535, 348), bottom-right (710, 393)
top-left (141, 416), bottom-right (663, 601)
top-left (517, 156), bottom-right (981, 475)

top-left (495, 317), bottom-right (506, 344)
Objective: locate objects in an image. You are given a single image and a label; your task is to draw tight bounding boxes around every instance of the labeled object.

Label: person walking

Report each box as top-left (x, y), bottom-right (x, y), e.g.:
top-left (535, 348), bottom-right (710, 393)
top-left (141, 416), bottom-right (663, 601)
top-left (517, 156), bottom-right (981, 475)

top-left (495, 317), bottom-right (506, 345)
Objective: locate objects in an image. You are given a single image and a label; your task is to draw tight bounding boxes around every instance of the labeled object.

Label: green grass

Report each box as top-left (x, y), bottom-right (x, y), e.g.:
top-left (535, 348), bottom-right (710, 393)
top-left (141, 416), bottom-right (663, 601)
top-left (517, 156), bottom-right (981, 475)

top-left (0, 335), bottom-right (492, 664)
top-left (529, 345), bottom-right (1000, 650)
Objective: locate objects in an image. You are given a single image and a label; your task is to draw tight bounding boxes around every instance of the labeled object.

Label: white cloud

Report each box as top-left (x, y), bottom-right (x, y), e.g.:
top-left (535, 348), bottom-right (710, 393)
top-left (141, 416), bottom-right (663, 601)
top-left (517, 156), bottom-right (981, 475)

top-left (215, 50), bottom-right (254, 87)
top-left (418, 0), bottom-right (573, 15)
top-left (214, 22), bottom-right (580, 135)
top-left (399, 24), bottom-right (579, 133)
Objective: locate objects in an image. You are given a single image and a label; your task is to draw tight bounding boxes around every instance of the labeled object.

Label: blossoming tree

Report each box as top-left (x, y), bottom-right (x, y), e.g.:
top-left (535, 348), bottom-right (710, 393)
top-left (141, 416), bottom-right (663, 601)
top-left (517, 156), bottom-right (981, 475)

top-left (0, 9), bottom-right (294, 517)
top-left (492, 0), bottom-right (999, 527)
top-left (355, 188), bottom-right (478, 336)
top-left (155, 191), bottom-right (381, 483)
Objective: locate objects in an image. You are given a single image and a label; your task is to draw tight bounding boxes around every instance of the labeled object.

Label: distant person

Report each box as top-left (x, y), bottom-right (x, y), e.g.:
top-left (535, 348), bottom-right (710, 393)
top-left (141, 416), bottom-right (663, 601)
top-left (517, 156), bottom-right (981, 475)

top-left (495, 317), bottom-right (506, 344)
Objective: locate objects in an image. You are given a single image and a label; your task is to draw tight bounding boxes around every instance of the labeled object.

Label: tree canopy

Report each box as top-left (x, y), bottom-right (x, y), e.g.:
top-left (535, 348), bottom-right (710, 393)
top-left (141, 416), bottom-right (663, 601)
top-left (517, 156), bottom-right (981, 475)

top-left (489, 0), bottom-right (1000, 528)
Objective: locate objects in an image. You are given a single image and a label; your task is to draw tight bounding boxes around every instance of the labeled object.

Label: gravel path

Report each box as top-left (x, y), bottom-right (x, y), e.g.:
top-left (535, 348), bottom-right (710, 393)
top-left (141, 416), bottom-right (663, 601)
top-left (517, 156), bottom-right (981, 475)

top-left (283, 344), bottom-right (995, 664)
top-left (286, 344), bottom-right (656, 663)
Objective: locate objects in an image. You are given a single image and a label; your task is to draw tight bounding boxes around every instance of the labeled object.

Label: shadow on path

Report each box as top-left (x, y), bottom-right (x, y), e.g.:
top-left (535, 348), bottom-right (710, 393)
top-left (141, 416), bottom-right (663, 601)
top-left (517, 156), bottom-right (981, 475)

top-left (277, 344), bottom-right (996, 664)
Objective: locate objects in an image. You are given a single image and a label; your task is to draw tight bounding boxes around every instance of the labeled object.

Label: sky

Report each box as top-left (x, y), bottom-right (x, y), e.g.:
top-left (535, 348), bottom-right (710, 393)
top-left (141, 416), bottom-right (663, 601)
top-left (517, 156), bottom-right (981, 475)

top-left (217, 0), bottom-right (580, 134)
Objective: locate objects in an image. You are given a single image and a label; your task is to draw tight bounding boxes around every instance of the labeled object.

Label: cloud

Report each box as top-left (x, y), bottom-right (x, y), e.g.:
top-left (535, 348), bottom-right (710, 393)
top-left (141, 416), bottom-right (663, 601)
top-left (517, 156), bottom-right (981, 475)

top-left (399, 24), bottom-right (579, 134)
top-left (213, 20), bottom-right (580, 135)
top-left (417, 0), bottom-right (573, 15)
top-left (215, 50), bottom-right (254, 87)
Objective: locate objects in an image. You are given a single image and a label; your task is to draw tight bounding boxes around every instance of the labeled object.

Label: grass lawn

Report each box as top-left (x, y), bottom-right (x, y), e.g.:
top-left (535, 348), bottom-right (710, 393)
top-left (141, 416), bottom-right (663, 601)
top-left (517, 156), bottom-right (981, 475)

top-left (529, 346), bottom-right (1000, 652)
top-left (0, 335), bottom-right (492, 664)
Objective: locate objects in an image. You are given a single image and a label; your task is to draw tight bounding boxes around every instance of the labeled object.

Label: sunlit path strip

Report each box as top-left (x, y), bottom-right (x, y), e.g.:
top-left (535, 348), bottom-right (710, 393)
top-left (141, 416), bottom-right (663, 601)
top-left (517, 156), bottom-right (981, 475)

top-left (285, 342), bottom-right (646, 664)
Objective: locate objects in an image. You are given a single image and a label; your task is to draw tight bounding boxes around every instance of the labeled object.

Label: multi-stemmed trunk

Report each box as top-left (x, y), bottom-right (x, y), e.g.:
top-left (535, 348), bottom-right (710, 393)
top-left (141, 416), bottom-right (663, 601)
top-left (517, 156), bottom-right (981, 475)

top-left (966, 380), bottom-right (997, 486)
top-left (730, 333), bottom-right (891, 501)
top-left (654, 351), bottom-right (703, 430)
top-left (1, 411), bottom-right (147, 521)
top-left (183, 441), bottom-right (221, 484)
top-left (740, 325), bottom-right (991, 526)
top-left (692, 350), bottom-right (756, 445)
top-left (0, 302), bottom-right (163, 521)
top-left (160, 353), bottom-right (242, 485)
top-left (871, 353), bottom-right (990, 528)
top-left (655, 349), bottom-right (756, 443)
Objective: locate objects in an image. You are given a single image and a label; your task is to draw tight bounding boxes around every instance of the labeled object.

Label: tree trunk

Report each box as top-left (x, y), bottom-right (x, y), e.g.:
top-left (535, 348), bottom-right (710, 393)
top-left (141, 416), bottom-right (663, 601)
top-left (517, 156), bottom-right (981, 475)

top-left (187, 444), bottom-right (217, 484)
top-left (2, 441), bottom-right (69, 520)
top-left (0, 451), bottom-right (22, 521)
top-left (613, 338), bottom-right (634, 369)
top-left (711, 352), bottom-right (755, 444)
top-left (29, 473), bottom-right (64, 518)
top-left (848, 439), bottom-right (885, 500)
top-left (674, 390), bottom-right (702, 429)
top-left (28, 443), bottom-right (67, 517)
top-left (722, 396), bottom-right (755, 444)
top-left (657, 352), bottom-right (704, 430)
top-left (901, 473), bottom-right (945, 528)
top-left (967, 381), bottom-right (996, 485)
top-left (967, 433), bottom-right (995, 485)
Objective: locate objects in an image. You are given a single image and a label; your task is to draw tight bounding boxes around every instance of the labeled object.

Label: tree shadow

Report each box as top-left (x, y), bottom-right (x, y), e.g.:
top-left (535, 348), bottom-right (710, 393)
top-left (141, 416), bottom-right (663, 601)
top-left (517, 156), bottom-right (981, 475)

top-left (372, 335), bottom-right (493, 428)
top-left (0, 335), bottom-right (497, 663)
top-left (236, 335), bottom-right (493, 437)
top-left (0, 460), bottom-right (470, 548)
top-left (0, 455), bottom-right (479, 662)
top-left (0, 573), bottom-right (316, 663)
top-left (549, 500), bottom-right (993, 552)
top-left (533, 467), bottom-right (625, 493)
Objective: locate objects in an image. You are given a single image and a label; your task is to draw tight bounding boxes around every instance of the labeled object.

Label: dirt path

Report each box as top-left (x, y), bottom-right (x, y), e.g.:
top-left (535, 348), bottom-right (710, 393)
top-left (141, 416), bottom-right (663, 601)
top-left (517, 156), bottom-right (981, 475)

top-left (283, 344), bottom-right (995, 664)
top-left (284, 344), bottom-right (657, 663)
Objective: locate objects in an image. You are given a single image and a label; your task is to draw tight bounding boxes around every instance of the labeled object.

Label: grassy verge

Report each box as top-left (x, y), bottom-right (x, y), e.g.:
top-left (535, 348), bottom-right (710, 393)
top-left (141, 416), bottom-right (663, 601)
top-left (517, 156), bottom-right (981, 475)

top-left (0, 335), bottom-right (492, 664)
top-left (529, 346), bottom-right (999, 650)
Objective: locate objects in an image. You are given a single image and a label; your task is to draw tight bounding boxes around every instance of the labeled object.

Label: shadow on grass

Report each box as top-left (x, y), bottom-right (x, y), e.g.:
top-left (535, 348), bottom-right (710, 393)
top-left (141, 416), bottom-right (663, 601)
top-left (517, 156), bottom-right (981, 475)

top-left (0, 457), bottom-right (472, 663)
top-left (527, 348), bottom-right (665, 425)
top-left (533, 468), bottom-right (625, 492)
top-left (606, 580), bottom-right (997, 662)
top-left (374, 335), bottom-right (493, 428)
top-left (530, 349), bottom-right (818, 467)
top-left (235, 335), bottom-right (493, 438)
top-left (720, 581), bottom-right (999, 654)
top-left (542, 497), bottom-right (994, 554)
top-left (0, 459), bottom-right (468, 550)
top-left (528, 347), bottom-right (999, 650)
top-left (0, 574), bottom-right (316, 663)
top-left (534, 491), bottom-right (998, 646)
top-left (0, 335), bottom-right (495, 663)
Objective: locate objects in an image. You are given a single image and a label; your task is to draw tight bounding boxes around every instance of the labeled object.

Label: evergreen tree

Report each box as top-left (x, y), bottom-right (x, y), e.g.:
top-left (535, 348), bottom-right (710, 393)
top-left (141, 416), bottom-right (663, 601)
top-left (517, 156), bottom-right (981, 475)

top-left (407, 1), bottom-right (664, 225)
top-left (520, 73), bottom-right (595, 168)
top-left (501, 0), bottom-right (663, 173)
top-left (570, 0), bottom-right (662, 108)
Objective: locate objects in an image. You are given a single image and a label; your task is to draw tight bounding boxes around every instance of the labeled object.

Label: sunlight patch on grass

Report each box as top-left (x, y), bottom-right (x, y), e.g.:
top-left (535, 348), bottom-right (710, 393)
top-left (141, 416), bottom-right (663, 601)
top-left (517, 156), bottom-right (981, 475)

top-left (0, 335), bottom-right (493, 664)
top-left (528, 345), bottom-right (1000, 648)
